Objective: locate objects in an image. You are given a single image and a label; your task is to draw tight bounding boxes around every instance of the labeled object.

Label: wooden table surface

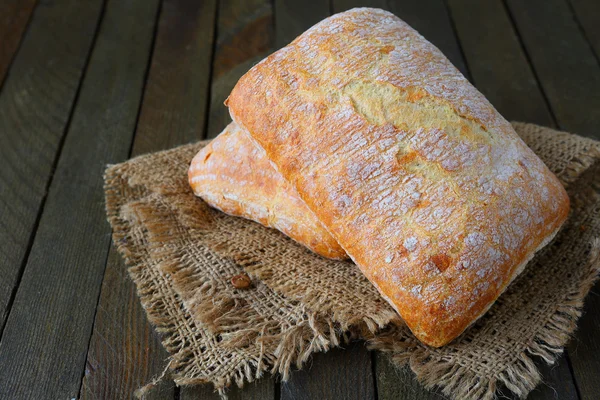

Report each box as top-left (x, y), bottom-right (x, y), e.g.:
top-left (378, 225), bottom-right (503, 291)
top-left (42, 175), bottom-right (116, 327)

top-left (1, 0), bottom-right (599, 399)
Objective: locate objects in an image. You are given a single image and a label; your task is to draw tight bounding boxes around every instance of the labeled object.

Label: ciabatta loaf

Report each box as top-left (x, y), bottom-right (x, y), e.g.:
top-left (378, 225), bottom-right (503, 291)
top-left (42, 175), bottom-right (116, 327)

top-left (226, 8), bottom-right (570, 346)
top-left (188, 122), bottom-right (348, 260)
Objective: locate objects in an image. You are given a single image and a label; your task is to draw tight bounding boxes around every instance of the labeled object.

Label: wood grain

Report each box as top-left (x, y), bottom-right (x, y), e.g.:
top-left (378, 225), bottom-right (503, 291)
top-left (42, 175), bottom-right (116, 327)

top-left (334, 2), bottom-right (580, 399)
top-left (271, 3), bottom-right (377, 399)
top-left (375, 353), bottom-right (444, 400)
top-left (568, 295), bottom-right (600, 400)
top-left (212, 0), bottom-right (273, 80)
top-left (281, 342), bottom-right (375, 400)
top-left (331, 4), bottom-right (466, 399)
top-left (333, 0), bottom-right (387, 12)
top-left (80, 250), bottom-right (174, 400)
top-left (131, 0), bottom-right (218, 156)
top-left (505, 0), bottom-right (600, 394)
top-left (0, 0), bottom-right (37, 86)
top-left (179, 1), bottom-right (276, 397)
top-left (569, 0), bottom-right (600, 60)
top-left (0, 0), bottom-right (103, 335)
top-left (208, 56), bottom-right (265, 139)
top-left (80, 0), bottom-right (218, 399)
top-left (506, 0), bottom-right (600, 139)
top-left (0, 0), bottom-right (160, 398)
top-left (447, 0), bottom-right (555, 125)
top-left (333, 1), bottom-right (473, 399)
top-left (449, 1), bottom-right (584, 398)
top-left (528, 361), bottom-right (579, 400)
top-left (182, 379), bottom-right (274, 400)
top-left (274, 0), bottom-right (329, 49)
top-left (206, 0), bottom-right (274, 139)
top-left (383, 0), bottom-right (468, 77)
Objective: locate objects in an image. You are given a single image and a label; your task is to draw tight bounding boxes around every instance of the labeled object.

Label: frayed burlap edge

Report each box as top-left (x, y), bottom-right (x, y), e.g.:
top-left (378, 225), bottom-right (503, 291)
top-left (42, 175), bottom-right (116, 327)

top-left (104, 122), bottom-right (600, 400)
top-left (129, 194), bottom-right (351, 379)
top-left (104, 164), bottom-right (356, 398)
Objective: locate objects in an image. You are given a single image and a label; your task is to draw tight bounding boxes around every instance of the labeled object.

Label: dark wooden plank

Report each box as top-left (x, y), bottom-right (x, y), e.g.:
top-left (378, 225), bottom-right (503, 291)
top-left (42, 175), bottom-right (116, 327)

top-left (273, 3), bottom-right (375, 399)
top-left (375, 353), bottom-right (444, 400)
top-left (504, 0), bottom-right (600, 397)
top-left (447, 0), bottom-right (554, 125)
top-left (181, 385), bottom-right (221, 400)
top-left (568, 296), bottom-right (600, 400)
top-left (281, 342), bottom-right (375, 400)
top-left (447, 1), bottom-right (581, 399)
top-left (335, 1), bottom-right (580, 399)
top-left (274, 0), bottom-right (330, 49)
top-left (80, 250), bottom-right (174, 400)
top-left (375, 341), bottom-right (578, 400)
top-left (183, 379), bottom-right (275, 400)
top-left (375, 353), bottom-right (578, 400)
top-left (178, 2), bottom-right (275, 398)
top-left (212, 0), bottom-right (273, 79)
top-left (329, 2), bottom-right (473, 399)
top-left (334, 0), bottom-right (387, 11)
top-left (0, 0), bottom-right (161, 398)
top-left (330, 5), bottom-right (441, 400)
top-left (385, 0), bottom-right (469, 77)
top-left (208, 56), bottom-right (265, 140)
top-left (505, 0), bottom-right (600, 139)
top-left (0, 0), bottom-right (103, 334)
top-left (131, 0), bottom-right (218, 155)
top-left (569, 0), bottom-right (600, 61)
top-left (207, 0), bottom-right (274, 139)
top-left (528, 361), bottom-right (579, 400)
top-left (80, 0), bottom-right (218, 398)
top-left (0, 0), bottom-right (37, 86)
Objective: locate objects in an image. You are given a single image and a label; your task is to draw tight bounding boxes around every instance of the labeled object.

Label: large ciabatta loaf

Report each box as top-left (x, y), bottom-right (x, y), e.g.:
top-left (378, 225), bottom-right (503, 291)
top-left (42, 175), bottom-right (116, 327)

top-left (188, 122), bottom-right (347, 260)
top-left (226, 8), bottom-right (570, 346)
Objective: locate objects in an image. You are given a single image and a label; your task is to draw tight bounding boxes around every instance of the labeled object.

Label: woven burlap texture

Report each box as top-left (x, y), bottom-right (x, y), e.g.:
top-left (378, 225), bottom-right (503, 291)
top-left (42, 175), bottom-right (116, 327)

top-left (104, 122), bottom-right (600, 400)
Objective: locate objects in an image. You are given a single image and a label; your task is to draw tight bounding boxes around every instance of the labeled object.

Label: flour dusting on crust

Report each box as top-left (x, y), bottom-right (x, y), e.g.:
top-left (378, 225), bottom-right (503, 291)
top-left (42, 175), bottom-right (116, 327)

top-left (227, 8), bottom-right (570, 346)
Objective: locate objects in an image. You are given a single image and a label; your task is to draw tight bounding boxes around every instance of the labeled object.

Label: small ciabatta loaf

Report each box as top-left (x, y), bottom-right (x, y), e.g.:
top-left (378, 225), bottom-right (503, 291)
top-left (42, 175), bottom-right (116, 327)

top-left (188, 122), bottom-right (348, 260)
top-left (227, 8), bottom-right (570, 346)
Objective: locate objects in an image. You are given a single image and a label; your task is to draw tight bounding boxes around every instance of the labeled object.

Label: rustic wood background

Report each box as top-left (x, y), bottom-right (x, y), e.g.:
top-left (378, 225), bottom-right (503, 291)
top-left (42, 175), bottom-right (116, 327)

top-left (0, 0), bottom-right (599, 399)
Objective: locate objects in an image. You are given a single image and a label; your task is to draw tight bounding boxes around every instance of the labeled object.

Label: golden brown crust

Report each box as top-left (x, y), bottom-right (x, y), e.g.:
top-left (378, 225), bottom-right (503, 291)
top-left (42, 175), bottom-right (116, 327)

top-left (188, 122), bottom-right (348, 260)
top-left (227, 8), bottom-right (570, 346)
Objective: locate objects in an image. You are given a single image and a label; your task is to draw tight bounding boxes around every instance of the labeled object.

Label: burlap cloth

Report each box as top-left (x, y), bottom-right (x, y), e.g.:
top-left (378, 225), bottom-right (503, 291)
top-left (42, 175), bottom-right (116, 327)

top-left (105, 122), bottom-right (600, 400)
